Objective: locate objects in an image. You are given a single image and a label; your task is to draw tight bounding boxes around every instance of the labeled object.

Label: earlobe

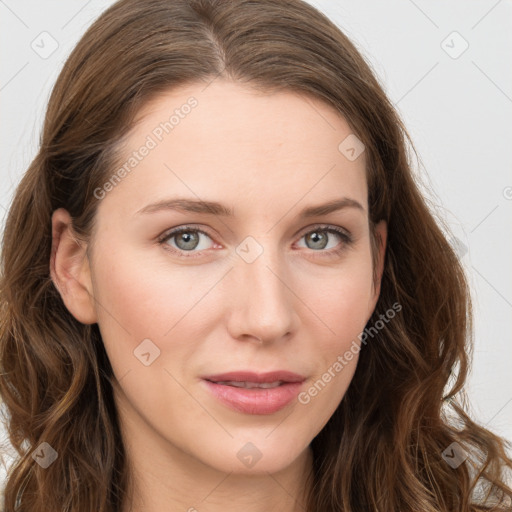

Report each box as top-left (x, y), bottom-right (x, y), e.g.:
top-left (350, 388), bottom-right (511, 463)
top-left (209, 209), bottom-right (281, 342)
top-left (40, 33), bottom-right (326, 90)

top-left (50, 208), bottom-right (97, 325)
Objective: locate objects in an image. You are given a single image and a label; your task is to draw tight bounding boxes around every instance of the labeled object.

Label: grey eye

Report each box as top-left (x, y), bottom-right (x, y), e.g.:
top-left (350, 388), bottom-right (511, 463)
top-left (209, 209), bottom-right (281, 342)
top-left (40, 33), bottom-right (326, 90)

top-left (163, 229), bottom-right (213, 252)
top-left (174, 230), bottom-right (200, 250)
top-left (304, 231), bottom-right (329, 250)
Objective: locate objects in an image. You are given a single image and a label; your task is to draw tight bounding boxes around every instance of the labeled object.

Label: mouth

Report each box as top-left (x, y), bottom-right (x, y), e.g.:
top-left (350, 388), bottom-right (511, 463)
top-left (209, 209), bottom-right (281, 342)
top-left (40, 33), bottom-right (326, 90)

top-left (210, 380), bottom-right (284, 389)
top-left (201, 371), bottom-right (306, 415)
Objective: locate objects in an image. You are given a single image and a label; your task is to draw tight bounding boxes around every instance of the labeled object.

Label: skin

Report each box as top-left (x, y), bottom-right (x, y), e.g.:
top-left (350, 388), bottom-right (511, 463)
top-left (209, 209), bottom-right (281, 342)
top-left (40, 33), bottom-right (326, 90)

top-left (50, 79), bottom-right (387, 512)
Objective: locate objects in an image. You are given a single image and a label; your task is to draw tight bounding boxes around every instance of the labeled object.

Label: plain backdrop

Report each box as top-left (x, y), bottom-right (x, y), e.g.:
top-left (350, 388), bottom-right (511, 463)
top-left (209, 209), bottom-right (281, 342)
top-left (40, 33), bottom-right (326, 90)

top-left (1, 0), bottom-right (511, 493)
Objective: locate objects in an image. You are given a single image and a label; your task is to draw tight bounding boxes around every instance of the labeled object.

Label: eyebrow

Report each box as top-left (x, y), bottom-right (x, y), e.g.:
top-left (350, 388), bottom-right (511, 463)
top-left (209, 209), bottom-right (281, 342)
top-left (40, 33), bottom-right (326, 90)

top-left (135, 196), bottom-right (365, 218)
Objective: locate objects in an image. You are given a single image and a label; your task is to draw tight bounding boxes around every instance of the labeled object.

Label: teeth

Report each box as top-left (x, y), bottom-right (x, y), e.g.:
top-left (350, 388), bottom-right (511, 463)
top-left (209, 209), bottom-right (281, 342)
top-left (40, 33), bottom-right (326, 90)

top-left (216, 380), bottom-right (283, 389)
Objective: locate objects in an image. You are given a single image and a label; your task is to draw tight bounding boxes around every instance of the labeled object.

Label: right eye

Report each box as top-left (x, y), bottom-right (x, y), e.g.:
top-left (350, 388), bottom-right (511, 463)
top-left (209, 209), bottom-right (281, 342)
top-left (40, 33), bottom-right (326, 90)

top-left (158, 226), bottom-right (217, 257)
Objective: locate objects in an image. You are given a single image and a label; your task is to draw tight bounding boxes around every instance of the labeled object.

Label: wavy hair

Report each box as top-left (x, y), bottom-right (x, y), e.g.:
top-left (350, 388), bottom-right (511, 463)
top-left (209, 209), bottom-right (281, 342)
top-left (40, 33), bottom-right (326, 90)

top-left (1, 0), bottom-right (511, 510)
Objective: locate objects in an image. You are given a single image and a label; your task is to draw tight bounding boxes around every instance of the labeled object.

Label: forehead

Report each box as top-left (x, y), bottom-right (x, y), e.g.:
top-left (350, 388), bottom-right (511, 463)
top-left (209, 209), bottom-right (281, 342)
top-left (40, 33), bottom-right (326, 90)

top-left (132, 79), bottom-right (360, 154)
top-left (98, 79), bottom-right (368, 220)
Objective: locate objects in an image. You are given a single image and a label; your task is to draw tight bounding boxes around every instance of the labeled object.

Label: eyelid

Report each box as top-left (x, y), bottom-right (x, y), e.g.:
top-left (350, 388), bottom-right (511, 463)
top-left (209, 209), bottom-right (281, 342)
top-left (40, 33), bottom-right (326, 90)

top-left (296, 223), bottom-right (351, 240)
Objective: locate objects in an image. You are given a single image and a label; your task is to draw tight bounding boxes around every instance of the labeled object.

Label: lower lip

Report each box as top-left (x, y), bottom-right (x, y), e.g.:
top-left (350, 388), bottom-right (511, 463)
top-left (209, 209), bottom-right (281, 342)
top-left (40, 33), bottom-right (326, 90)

top-left (202, 380), bottom-right (303, 415)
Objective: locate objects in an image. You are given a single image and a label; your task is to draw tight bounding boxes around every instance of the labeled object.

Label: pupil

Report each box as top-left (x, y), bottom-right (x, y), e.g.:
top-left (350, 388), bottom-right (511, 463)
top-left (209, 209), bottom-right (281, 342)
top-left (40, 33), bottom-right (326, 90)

top-left (308, 231), bottom-right (327, 250)
top-left (177, 231), bottom-right (198, 250)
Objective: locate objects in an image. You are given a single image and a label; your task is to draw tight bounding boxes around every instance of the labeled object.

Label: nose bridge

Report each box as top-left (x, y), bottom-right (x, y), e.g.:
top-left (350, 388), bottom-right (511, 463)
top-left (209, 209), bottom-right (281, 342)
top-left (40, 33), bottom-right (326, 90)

top-left (228, 235), bottom-right (296, 342)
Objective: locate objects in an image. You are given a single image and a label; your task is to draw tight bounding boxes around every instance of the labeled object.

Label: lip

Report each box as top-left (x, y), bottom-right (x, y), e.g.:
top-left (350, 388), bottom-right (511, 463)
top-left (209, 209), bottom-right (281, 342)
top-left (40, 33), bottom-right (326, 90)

top-left (202, 371), bottom-right (306, 384)
top-left (201, 371), bottom-right (306, 415)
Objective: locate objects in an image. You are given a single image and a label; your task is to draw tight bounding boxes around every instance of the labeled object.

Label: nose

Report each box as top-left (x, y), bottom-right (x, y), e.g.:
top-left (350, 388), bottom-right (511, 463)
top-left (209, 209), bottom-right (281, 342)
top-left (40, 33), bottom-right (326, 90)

top-left (226, 244), bottom-right (299, 345)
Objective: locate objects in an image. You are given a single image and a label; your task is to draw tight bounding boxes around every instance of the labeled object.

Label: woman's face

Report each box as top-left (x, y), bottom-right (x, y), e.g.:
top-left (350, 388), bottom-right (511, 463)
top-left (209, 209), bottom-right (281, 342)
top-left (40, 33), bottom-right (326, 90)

top-left (54, 80), bottom-right (386, 477)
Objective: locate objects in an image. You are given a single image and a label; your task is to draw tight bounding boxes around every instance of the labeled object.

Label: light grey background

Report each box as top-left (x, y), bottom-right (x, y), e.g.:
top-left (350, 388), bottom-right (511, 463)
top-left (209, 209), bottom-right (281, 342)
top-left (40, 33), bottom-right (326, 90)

top-left (1, 0), bottom-right (511, 494)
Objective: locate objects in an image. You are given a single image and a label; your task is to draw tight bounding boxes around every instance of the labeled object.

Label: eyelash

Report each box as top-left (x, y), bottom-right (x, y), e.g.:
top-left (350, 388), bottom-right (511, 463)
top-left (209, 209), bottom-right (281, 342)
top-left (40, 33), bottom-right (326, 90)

top-left (157, 224), bottom-right (353, 260)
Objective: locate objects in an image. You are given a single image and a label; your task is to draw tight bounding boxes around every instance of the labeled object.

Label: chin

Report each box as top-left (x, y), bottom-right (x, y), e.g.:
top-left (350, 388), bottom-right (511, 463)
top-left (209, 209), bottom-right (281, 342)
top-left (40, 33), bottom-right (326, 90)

top-left (192, 434), bottom-right (310, 476)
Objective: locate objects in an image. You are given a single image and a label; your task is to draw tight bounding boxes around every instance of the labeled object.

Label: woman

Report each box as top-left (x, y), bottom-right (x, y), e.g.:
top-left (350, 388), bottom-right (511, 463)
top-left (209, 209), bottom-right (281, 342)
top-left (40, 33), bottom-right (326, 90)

top-left (1, 0), bottom-right (511, 511)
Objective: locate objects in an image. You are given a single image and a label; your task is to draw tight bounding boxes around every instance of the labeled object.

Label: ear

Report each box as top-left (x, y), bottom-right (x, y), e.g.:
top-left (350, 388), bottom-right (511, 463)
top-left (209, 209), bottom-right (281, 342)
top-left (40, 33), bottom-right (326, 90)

top-left (369, 219), bottom-right (387, 312)
top-left (49, 208), bottom-right (97, 324)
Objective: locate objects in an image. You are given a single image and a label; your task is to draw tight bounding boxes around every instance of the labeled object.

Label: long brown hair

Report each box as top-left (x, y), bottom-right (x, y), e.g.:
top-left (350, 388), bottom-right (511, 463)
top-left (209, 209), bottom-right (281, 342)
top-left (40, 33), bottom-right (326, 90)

top-left (1, 0), bottom-right (511, 510)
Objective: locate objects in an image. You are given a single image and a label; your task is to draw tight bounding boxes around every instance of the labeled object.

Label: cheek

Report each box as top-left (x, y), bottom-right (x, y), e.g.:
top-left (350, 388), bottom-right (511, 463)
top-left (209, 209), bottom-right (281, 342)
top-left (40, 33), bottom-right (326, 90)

top-left (298, 256), bottom-right (374, 403)
top-left (92, 238), bottom-right (194, 330)
top-left (90, 242), bottom-right (225, 377)
top-left (305, 255), bottom-right (375, 341)
top-left (90, 245), bottom-right (175, 371)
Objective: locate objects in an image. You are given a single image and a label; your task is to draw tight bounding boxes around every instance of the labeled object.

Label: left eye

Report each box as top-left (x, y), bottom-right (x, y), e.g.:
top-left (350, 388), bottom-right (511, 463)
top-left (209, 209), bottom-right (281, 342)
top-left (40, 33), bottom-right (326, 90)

top-left (159, 225), bottom-right (352, 256)
top-left (296, 227), bottom-right (349, 251)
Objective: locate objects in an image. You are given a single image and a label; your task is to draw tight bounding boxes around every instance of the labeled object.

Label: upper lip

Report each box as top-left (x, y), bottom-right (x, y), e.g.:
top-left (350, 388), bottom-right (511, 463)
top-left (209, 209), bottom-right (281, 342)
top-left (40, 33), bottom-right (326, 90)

top-left (202, 371), bottom-right (306, 384)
